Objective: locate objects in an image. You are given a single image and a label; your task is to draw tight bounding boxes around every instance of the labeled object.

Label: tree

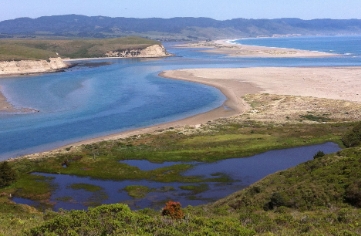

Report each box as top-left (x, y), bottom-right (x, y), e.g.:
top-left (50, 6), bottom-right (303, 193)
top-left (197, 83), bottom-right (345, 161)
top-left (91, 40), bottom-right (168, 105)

top-left (0, 161), bottom-right (16, 188)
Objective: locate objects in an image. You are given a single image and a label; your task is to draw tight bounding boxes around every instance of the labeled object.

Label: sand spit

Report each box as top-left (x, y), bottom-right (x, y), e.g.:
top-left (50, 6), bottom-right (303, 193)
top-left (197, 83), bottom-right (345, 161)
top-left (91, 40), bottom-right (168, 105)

top-left (172, 67), bottom-right (361, 102)
top-left (179, 39), bottom-right (337, 58)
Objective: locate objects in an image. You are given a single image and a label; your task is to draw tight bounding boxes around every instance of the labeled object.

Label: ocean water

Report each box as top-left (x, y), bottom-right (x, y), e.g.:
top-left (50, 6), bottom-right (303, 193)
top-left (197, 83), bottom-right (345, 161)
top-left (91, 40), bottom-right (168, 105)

top-left (234, 35), bottom-right (361, 57)
top-left (0, 36), bottom-right (361, 160)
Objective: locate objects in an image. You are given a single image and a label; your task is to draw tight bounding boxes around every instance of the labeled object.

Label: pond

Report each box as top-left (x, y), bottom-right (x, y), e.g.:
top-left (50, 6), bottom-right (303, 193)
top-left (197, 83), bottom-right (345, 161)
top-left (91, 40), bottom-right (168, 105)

top-left (13, 142), bottom-right (340, 211)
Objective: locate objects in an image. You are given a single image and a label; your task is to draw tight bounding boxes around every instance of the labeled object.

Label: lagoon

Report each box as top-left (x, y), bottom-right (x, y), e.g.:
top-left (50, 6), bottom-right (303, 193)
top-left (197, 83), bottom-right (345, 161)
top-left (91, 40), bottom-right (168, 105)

top-left (13, 142), bottom-right (340, 210)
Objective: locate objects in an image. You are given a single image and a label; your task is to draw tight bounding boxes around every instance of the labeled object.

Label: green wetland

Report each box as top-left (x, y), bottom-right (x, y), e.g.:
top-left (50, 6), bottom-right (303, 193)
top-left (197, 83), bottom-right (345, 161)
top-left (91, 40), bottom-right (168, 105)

top-left (2, 119), bottom-right (361, 235)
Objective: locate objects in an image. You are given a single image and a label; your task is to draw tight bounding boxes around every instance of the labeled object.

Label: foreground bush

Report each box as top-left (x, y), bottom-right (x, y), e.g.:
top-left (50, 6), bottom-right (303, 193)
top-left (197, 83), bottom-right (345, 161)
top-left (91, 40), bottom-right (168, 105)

top-left (26, 204), bottom-right (255, 236)
top-left (162, 201), bottom-right (184, 219)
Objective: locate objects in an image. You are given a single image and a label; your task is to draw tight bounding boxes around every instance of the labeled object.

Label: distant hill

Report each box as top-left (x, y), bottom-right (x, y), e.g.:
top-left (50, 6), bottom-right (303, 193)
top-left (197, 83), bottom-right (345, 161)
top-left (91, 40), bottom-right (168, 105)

top-left (1, 15), bottom-right (361, 40)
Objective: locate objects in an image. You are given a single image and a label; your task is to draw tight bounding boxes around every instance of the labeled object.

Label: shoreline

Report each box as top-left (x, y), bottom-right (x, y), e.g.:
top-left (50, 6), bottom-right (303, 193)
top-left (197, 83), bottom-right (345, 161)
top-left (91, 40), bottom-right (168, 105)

top-left (12, 66), bottom-right (361, 161)
top-left (17, 71), bottom-right (261, 160)
top-left (179, 39), bottom-right (338, 58)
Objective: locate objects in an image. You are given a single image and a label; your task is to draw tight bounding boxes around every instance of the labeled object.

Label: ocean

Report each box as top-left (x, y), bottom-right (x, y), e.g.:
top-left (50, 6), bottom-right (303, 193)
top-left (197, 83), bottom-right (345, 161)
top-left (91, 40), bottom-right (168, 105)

top-left (234, 35), bottom-right (361, 56)
top-left (0, 35), bottom-right (361, 160)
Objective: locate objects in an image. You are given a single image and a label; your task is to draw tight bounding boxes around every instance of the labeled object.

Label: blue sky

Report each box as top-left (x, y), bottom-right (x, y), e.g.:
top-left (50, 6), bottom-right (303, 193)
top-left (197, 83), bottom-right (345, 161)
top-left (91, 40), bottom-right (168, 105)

top-left (1, 0), bottom-right (360, 22)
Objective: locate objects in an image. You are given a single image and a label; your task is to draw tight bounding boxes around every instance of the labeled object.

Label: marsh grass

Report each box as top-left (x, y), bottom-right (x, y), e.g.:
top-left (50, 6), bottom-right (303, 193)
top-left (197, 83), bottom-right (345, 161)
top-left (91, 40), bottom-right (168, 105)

top-left (124, 185), bottom-right (152, 199)
top-left (68, 183), bottom-right (103, 192)
top-left (7, 121), bottom-right (348, 204)
top-left (180, 183), bottom-right (209, 194)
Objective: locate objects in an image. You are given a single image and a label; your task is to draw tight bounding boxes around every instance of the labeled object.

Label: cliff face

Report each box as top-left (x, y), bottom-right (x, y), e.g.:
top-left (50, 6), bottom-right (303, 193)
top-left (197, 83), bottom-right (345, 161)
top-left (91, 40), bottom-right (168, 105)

top-left (105, 44), bottom-right (169, 58)
top-left (0, 57), bottom-right (68, 76)
top-left (0, 44), bottom-right (169, 76)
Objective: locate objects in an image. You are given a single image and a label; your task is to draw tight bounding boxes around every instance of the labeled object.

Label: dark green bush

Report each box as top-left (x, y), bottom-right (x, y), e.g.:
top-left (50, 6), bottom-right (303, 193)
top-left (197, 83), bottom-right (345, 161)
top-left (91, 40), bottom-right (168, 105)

top-left (0, 161), bottom-right (16, 188)
top-left (342, 122), bottom-right (361, 147)
top-left (313, 151), bottom-right (325, 159)
top-left (345, 181), bottom-right (361, 207)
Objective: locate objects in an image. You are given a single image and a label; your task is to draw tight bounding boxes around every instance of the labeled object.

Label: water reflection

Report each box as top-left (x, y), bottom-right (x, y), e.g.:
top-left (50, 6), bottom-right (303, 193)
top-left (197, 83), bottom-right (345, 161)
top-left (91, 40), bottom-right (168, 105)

top-left (13, 142), bottom-right (340, 210)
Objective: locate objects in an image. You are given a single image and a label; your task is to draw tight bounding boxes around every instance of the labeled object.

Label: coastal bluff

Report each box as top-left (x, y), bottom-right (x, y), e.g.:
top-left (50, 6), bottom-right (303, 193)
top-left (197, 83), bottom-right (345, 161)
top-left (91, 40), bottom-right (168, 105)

top-left (105, 44), bottom-right (169, 58)
top-left (0, 44), bottom-right (169, 76)
top-left (0, 57), bottom-right (68, 76)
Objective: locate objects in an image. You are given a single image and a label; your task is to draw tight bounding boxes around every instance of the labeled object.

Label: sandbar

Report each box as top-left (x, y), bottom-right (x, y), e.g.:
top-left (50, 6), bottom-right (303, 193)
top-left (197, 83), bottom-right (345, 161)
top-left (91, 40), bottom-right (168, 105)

top-left (179, 39), bottom-right (337, 58)
top-left (0, 86), bottom-right (16, 112)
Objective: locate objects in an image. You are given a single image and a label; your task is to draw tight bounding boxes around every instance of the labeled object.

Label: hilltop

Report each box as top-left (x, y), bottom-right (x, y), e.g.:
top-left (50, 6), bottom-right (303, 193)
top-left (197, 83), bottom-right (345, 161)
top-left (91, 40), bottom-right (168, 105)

top-left (1, 15), bottom-right (361, 40)
top-left (0, 36), bottom-right (164, 61)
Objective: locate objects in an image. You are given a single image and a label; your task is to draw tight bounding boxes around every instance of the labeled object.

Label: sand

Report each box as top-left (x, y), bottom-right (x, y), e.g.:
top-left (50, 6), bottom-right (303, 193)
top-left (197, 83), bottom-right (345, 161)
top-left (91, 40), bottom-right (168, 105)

top-left (168, 67), bottom-right (361, 102)
top-left (179, 39), bottom-right (337, 58)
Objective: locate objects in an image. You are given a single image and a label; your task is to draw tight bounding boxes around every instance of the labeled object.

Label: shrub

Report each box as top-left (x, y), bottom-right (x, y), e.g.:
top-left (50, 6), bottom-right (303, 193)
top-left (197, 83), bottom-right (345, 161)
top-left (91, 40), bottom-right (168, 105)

top-left (0, 161), bottom-right (16, 188)
top-left (161, 201), bottom-right (184, 219)
top-left (342, 122), bottom-right (361, 147)
top-left (313, 151), bottom-right (325, 159)
top-left (344, 181), bottom-right (361, 207)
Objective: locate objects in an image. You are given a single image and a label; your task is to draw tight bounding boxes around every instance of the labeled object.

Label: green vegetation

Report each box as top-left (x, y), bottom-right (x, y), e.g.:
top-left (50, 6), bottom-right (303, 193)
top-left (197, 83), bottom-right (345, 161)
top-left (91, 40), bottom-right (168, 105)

top-left (0, 162), bottom-right (16, 188)
top-left (180, 183), bottom-right (209, 195)
top-left (2, 121), bottom-right (349, 205)
top-left (342, 121), bottom-right (361, 147)
top-left (1, 121), bottom-right (361, 234)
top-left (299, 113), bottom-right (331, 122)
top-left (312, 150), bottom-right (325, 159)
top-left (124, 185), bottom-right (151, 199)
top-left (0, 36), bottom-right (160, 61)
top-left (26, 204), bottom-right (255, 236)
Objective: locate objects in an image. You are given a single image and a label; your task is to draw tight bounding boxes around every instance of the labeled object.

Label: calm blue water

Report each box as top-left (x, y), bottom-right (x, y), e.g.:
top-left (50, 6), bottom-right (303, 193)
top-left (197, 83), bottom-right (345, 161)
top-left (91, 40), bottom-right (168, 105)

top-left (234, 35), bottom-right (361, 56)
top-left (0, 36), bottom-right (361, 160)
top-left (13, 142), bottom-right (340, 210)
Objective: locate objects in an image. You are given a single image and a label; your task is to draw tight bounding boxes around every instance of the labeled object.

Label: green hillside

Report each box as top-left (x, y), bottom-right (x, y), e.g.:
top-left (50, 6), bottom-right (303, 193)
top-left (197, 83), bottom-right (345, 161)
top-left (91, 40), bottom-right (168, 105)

top-left (0, 36), bottom-right (160, 61)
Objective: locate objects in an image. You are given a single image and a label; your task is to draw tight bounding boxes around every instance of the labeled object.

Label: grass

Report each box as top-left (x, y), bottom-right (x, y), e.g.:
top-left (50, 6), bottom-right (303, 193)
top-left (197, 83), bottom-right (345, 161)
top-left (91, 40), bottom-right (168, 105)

top-left (0, 36), bottom-right (160, 61)
top-left (124, 185), bottom-right (152, 199)
top-left (179, 183), bottom-right (209, 195)
top-left (299, 113), bottom-right (331, 122)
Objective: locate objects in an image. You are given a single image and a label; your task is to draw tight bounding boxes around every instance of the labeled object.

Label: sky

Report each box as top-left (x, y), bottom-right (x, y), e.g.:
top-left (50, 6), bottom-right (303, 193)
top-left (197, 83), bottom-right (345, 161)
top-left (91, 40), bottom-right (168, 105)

top-left (1, 0), bottom-right (360, 22)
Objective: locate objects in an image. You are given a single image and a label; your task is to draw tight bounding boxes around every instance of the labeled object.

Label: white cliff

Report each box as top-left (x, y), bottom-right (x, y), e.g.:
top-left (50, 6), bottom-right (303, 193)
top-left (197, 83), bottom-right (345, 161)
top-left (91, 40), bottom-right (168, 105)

top-left (0, 57), bottom-right (69, 76)
top-left (105, 44), bottom-right (169, 58)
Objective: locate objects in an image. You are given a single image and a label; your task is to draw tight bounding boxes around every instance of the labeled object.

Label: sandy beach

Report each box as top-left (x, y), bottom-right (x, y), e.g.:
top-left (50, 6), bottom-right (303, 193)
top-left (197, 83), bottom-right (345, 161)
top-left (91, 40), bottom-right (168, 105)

top-left (180, 39), bottom-right (337, 57)
top-left (167, 67), bottom-right (361, 102)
